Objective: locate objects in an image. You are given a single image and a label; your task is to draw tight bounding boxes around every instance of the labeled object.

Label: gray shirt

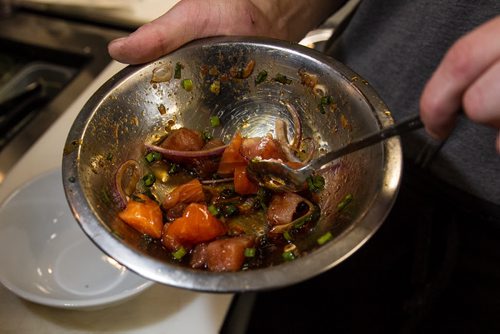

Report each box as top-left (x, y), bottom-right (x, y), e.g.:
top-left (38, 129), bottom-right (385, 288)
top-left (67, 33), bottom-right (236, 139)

top-left (331, 0), bottom-right (500, 206)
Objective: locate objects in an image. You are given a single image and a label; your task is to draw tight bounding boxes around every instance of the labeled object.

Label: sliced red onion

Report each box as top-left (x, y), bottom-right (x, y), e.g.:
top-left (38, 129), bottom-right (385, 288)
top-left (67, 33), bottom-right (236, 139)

top-left (296, 137), bottom-right (316, 164)
top-left (313, 84), bottom-right (328, 97)
top-left (114, 159), bottom-right (141, 208)
top-left (201, 178), bottom-right (234, 185)
top-left (284, 101), bottom-right (302, 149)
top-left (145, 143), bottom-right (228, 159)
top-left (151, 63), bottom-right (173, 83)
top-left (275, 119), bottom-right (301, 163)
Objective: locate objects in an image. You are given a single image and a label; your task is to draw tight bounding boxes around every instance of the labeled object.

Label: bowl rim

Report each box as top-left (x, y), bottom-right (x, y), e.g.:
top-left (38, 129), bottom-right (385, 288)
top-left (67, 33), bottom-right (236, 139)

top-left (0, 168), bottom-right (154, 309)
top-left (62, 36), bottom-right (402, 292)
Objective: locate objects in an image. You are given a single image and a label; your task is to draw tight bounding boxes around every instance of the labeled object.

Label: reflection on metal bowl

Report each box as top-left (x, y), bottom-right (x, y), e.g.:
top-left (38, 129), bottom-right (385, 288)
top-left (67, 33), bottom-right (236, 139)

top-left (62, 36), bottom-right (402, 292)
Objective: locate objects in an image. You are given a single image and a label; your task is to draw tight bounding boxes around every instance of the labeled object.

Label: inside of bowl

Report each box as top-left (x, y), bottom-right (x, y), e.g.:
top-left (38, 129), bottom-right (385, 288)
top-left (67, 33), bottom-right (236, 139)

top-left (63, 37), bottom-right (400, 291)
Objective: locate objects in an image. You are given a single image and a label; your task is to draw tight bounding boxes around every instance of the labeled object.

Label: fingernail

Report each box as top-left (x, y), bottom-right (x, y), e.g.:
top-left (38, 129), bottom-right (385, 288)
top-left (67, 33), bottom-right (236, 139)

top-left (110, 36), bottom-right (128, 45)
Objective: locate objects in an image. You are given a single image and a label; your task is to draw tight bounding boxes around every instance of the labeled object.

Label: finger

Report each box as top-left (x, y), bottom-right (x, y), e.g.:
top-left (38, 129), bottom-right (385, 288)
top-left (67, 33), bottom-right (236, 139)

top-left (497, 130), bottom-right (500, 153)
top-left (420, 16), bottom-right (500, 139)
top-left (463, 59), bottom-right (500, 128)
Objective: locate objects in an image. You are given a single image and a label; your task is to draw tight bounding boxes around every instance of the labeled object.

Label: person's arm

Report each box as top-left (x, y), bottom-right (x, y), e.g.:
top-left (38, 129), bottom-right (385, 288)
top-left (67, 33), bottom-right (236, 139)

top-left (108, 0), bottom-right (345, 64)
top-left (420, 16), bottom-right (500, 152)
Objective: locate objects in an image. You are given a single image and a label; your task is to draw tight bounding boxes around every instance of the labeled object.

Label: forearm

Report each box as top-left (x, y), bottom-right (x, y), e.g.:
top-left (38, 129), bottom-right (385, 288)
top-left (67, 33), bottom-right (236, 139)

top-left (251, 0), bottom-right (347, 41)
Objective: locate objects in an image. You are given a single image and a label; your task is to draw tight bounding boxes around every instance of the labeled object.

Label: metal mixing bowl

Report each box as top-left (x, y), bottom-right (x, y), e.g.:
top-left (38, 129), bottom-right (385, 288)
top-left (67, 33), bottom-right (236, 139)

top-left (62, 36), bottom-right (402, 292)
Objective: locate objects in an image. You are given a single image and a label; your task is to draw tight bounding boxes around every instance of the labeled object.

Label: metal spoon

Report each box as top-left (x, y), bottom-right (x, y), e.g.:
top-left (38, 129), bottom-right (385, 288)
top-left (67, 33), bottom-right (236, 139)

top-left (247, 114), bottom-right (424, 192)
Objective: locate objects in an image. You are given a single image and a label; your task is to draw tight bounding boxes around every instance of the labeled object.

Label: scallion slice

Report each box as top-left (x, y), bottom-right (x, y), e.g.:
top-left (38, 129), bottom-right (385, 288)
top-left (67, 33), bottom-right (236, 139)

top-left (174, 62), bottom-right (183, 79)
top-left (222, 204), bottom-right (238, 217)
top-left (181, 79), bottom-right (193, 91)
top-left (273, 73), bottom-right (292, 85)
top-left (208, 204), bottom-right (219, 217)
top-left (210, 80), bottom-right (221, 95)
top-left (172, 247), bottom-right (187, 260)
top-left (210, 115), bottom-right (221, 127)
top-left (168, 163), bottom-right (180, 175)
top-left (244, 247), bottom-right (256, 257)
top-left (142, 173), bottom-right (156, 187)
top-left (255, 70), bottom-right (268, 85)
top-left (145, 151), bottom-right (161, 163)
top-left (337, 194), bottom-right (353, 211)
top-left (317, 231), bottom-right (333, 245)
top-left (306, 175), bottom-right (325, 193)
top-left (282, 251), bottom-right (295, 261)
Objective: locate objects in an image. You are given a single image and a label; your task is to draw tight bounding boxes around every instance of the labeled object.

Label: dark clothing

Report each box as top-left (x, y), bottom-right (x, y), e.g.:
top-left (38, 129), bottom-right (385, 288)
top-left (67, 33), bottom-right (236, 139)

top-left (228, 1), bottom-right (500, 333)
top-left (331, 0), bottom-right (500, 207)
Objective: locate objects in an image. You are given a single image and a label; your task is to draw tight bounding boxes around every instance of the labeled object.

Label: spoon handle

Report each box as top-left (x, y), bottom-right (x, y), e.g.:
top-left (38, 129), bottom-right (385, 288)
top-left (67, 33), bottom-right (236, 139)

top-left (311, 114), bottom-right (423, 170)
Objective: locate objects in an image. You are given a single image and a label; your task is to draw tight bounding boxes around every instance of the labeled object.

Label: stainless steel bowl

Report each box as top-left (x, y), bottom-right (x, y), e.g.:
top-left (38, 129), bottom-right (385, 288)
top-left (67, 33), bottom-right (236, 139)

top-left (62, 36), bottom-right (402, 292)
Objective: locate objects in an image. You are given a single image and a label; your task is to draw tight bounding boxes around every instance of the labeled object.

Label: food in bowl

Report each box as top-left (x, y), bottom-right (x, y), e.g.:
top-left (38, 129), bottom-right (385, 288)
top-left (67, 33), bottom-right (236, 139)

top-left (115, 121), bottom-right (332, 272)
top-left (111, 56), bottom-right (356, 273)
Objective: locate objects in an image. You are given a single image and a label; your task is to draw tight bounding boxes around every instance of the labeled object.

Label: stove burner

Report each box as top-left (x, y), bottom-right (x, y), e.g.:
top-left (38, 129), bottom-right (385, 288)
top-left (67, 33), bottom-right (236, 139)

top-left (0, 61), bottom-right (77, 150)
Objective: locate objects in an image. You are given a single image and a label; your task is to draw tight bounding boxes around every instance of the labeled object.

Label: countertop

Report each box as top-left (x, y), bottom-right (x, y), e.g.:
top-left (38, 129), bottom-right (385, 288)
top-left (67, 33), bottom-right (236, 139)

top-left (18, 0), bottom-right (181, 28)
top-left (0, 21), bottom-right (232, 334)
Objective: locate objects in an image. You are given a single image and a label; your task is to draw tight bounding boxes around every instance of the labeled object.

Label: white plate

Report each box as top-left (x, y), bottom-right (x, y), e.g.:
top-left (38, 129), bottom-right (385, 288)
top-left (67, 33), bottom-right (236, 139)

top-left (0, 168), bottom-right (154, 310)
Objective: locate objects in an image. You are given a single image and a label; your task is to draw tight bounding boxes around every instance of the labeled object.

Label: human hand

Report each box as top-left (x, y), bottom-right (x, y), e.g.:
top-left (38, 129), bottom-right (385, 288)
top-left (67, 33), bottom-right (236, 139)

top-left (420, 16), bottom-right (500, 152)
top-left (108, 0), bottom-right (342, 65)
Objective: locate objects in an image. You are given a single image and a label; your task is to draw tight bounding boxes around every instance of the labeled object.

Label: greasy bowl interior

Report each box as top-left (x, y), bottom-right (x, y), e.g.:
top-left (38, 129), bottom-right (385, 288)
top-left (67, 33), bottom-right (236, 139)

top-left (62, 36), bottom-right (402, 292)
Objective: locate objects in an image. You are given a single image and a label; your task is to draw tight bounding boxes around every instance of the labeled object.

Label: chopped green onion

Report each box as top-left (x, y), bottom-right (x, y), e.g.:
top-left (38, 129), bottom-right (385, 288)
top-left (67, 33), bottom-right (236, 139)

top-left (106, 153), bottom-right (113, 161)
top-left (174, 62), bottom-right (183, 79)
top-left (210, 115), bottom-right (221, 127)
top-left (202, 131), bottom-right (213, 141)
top-left (282, 251), bottom-right (296, 261)
top-left (181, 79), bottom-right (193, 91)
top-left (142, 173), bottom-right (156, 187)
top-left (210, 80), bottom-right (221, 95)
top-left (337, 193), bottom-right (353, 211)
top-left (306, 175), bottom-right (325, 193)
top-left (168, 163), bottom-right (180, 175)
top-left (283, 230), bottom-right (293, 241)
top-left (256, 187), bottom-right (271, 210)
top-left (319, 95), bottom-right (334, 114)
top-left (145, 151), bottom-right (162, 163)
top-left (244, 247), bottom-right (256, 257)
top-left (222, 204), bottom-right (238, 217)
top-left (273, 73), bottom-right (292, 85)
top-left (172, 247), bottom-right (187, 260)
top-left (321, 95), bottom-right (334, 105)
top-left (142, 189), bottom-right (157, 202)
top-left (317, 231), bottom-right (333, 245)
top-left (130, 194), bottom-right (146, 203)
top-left (293, 215), bottom-right (310, 229)
top-left (208, 204), bottom-right (219, 216)
top-left (255, 70), bottom-right (268, 85)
